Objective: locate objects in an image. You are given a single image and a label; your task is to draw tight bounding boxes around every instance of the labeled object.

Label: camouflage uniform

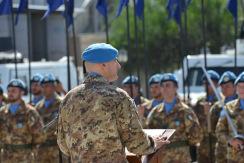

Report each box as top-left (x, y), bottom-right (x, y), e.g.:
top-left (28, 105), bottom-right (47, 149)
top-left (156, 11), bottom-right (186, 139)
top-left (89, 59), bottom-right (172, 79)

top-left (216, 99), bottom-right (244, 163)
top-left (0, 100), bottom-right (45, 163)
top-left (146, 97), bottom-right (203, 163)
top-left (210, 95), bottom-right (238, 163)
top-left (57, 73), bottom-right (155, 163)
top-left (193, 95), bottom-right (218, 163)
top-left (35, 94), bottom-right (62, 163)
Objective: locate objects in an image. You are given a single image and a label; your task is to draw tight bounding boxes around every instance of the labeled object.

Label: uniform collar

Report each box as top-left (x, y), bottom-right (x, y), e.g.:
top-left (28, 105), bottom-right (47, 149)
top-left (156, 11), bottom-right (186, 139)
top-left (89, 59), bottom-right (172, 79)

top-left (224, 94), bottom-right (238, 104)
top-left (240, 99), bottom-right (244, 110)
top-left (84, 72), bottom-right (109, 85)
top-left (164, 97), bottom-right (177, 114)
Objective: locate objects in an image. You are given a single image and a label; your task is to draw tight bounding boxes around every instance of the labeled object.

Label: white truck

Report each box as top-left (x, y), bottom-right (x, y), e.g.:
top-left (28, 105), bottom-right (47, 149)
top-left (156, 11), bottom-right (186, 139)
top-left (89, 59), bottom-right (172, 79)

top-left (175, 53), bottom-right (244, 105)
top-left (0, 56), bottom-right (83, 95)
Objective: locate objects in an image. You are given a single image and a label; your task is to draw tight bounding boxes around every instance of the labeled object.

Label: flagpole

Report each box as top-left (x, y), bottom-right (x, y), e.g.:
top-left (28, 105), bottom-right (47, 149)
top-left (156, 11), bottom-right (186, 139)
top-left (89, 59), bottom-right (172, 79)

top-left (179, 0), bottom-right (186, 102)
top-left (64, 0), bottom-right (71, 91)
top-left (71, 23), bottom-right (79, 85)
top-left (125, 5), bottom-right (134, 98)
top-left (234, 16), bottom-right (238, 71)
top-left (141, 0), bottom-right (149, 98)
top-left (201, 0), bottom-right (207, 68)
top-left (132, 0), bottom-right (142, 104)
top-left (11, 2), bottom-right (18, 78)
top-left (26, 4), bottom-right (32, 102)
top-left (105, 13), bottom-right (109, 43)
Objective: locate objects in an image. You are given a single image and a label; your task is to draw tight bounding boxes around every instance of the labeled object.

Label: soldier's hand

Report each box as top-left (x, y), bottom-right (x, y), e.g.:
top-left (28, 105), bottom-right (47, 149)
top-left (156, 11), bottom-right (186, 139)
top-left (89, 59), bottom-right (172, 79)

top-left (137, 105), bottom-right (145, 118)
top-left (203, 102), bottom-right (211, 115)
top-left (229, 138), bottom-right (244, 151)
top-left (152, 135), bottom-right (170, 151)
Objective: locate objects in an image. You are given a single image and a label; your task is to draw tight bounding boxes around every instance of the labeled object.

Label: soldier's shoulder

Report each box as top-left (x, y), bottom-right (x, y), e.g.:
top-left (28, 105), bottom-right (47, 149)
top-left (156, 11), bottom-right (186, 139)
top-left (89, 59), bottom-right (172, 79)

top-left (226, 99), bottom-right (239, 110)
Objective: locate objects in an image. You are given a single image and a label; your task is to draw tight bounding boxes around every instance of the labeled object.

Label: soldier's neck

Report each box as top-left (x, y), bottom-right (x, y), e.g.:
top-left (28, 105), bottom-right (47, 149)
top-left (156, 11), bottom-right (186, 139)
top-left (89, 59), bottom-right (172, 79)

top-left (164, 96), bottom-right (175, 103)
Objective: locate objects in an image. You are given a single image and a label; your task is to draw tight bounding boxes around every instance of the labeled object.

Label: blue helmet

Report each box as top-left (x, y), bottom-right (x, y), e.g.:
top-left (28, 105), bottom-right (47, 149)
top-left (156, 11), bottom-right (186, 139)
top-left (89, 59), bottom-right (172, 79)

top-left (7, 79), bottom-right (26, 90)
top-left (41, 73), bottom-right (56, 84)
top-left (160, 73), bottom-right (178, 85)
top-left (218, 71), bottom-right (236, 85)
top-left (82, 43), bottom-right (118, 63)
top-left (234, 71), bottom-right (244, 85)
top-left (31, 73), bottom-right (43, 84)
top-left (202, 70), bottom-right (220, 82)
top-left (122, 75), bottom-right (139, 85)
top-left (148, 73), bottom-right (163, 85)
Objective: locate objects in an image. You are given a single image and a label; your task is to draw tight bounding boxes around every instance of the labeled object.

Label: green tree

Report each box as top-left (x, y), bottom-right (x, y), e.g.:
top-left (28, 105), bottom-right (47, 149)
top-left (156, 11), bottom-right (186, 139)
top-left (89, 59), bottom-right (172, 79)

top-left (109, 0), bottom-right (237, 74)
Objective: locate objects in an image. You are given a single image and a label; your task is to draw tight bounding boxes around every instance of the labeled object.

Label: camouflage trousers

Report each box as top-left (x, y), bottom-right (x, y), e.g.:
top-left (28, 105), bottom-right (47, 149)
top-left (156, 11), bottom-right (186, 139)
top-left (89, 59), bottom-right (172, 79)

top-left (197, 136), bottom-right (216, 163)
top-left (35, 145), bottom-right (59, 163)
top-left (227, 147), bottom-right (244, 163)
top-left (215, 142), bottom-right (227, 163)
top-left (0, 148), bottom-right (34, 163)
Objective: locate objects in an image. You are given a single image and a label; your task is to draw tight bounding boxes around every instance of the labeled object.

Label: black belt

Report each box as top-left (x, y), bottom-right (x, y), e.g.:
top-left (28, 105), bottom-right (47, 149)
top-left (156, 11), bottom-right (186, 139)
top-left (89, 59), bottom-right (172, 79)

top-left (40, 139), bottom-right (57, 148)
top-left (3, 144), bottom-right (32, 150)
top-left (165, 140), bottom-right (189, 149)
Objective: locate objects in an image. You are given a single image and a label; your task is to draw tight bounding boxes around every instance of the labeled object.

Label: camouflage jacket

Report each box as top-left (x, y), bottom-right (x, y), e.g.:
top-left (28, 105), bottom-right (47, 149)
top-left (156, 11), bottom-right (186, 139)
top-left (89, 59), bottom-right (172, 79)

top-left (0, 100), bottom-right (45, 146)
top-left (193, 95), bottom-right (218, 137)
top-left (35, 94), bottom-right (62, 141)
top-left (146, 98), bottom-right (203, 162)
top-left (216, 99), bottom-right (244, 162)
top-left (57, 73), bottom-right (155, 163)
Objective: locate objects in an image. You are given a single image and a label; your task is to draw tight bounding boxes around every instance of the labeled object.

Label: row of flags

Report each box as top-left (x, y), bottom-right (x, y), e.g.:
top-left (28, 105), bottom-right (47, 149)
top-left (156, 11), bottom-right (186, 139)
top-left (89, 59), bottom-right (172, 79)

top-left (0, 0), bottom-right (239, 28)
top-left (0, 0), bottom-right (74, 27)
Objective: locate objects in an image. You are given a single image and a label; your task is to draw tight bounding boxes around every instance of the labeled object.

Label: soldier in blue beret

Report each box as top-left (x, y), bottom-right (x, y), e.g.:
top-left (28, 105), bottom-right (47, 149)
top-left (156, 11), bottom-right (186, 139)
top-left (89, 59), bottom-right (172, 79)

top-left (194, 70), bottom-right (220, 163)
top-left (35, 73), bottom-right (62, 162)
top-left (210, 71), bottom-right (238, 163)
top-left (121, 75), bottom-right (149, 106)
top-left (0, 79), bottom-right (45, 162)
top-left (216, 71), bottom-right (244, 162)
top-left (58, 43), bottom-right (169, 162)
top-left (137, 74), bottom-right (164, 126)
top-left (30, 74), bottom-right (44, 106)
top-left (146, 73), bottom-right (202, 162)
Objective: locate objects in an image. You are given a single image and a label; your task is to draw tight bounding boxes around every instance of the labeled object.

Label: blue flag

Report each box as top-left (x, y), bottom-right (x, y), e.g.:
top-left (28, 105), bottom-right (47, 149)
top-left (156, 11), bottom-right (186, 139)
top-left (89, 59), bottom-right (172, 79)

top-left (63, 0), bottom-right (74, 27)
top-left (96, 0), bottom-right (107, 17)
top-left (135, 0), bottom-right (144, 18)
top-left (15, 0), bottom-right (28, 25)
top-left (166, 0), bottom-right (180, 25)
top-left (227, 0), bottom-right (238, 23)
top-left (116, 0), bottom-right (129, 17)
top-left (42, 0), bottom-right (64, 19)
top-left (0, 0), bottom-right (12, 15)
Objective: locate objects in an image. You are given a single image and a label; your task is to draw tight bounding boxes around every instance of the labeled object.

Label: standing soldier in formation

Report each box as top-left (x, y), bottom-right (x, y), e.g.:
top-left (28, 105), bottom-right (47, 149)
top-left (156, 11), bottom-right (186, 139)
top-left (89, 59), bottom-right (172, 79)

top-left (0, 79), bottom-right (45, 162)
top-left (193, 70), bottom-right (220, 163)
top-left (57, 43), bottom-right (169, 162)
top-left (30, 73), bottom-right (44, 106)
top-left (142, 73), bottom-right (164, 117)
top-left (35, 74), bottom-right (62, 163)
top-left (121, 75), bottom-right (149, 105)
top-left (147, 73), bottom-right (202, 163)
top-left (210, 71), bottom-right (237, 163)
top-left (216, 72), bottom-right (244, 163)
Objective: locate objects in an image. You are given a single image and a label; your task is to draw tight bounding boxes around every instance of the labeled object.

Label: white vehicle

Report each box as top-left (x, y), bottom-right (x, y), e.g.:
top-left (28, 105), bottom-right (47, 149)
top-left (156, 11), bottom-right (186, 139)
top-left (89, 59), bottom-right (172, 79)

top-left (0, 56), bottom-right (83, 96)
top-left (175, 53), bottom-right (244, 105)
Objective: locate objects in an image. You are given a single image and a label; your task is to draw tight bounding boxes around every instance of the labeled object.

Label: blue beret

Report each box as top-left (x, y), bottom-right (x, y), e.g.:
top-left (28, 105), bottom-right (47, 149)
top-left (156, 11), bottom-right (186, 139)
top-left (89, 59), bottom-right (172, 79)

top-left (218, 71), bottom-right (236, 85)
top-left (41, 73), bottom-right (56, 84)
top-left (234, 71), bottom-right (244, 85)
top-left (161, 73), bottom-right (178, 84)
top-left (7, 79), bottom-right (26, 90)
top-left (31, 73), bottom-right (43, 83)
top-left (82, 43), bottom-right (118, 63)
top-left (202, 70), bottom-right (220, 82)
top-left (148, 74), bottom-right (163, 85)
top-left (122, 75), bottom-right (139, 85)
